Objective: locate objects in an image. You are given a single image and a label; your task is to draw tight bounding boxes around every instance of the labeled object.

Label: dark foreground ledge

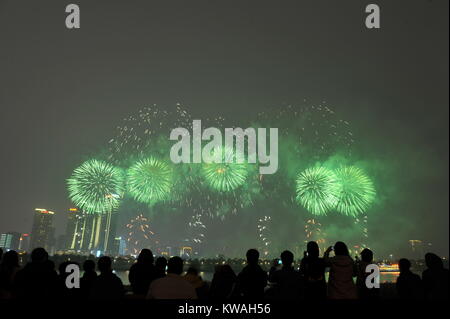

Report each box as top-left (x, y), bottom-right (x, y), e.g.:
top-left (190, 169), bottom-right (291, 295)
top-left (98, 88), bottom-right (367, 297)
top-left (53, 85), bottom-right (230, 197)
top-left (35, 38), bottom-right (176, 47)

top-left (2, 298), bottom-right (447, 318)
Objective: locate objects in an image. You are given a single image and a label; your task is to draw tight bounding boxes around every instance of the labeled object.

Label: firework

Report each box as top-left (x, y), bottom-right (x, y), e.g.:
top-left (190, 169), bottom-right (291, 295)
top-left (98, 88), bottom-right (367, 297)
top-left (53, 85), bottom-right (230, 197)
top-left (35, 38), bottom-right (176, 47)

top-left (334, 166), bottom-right (376, 216)
top-left (67, 159), bottom-right (124, 214)
top-left (257, 103), bottom-right (355, 161)
top-left (108, 104), bottom-right (194, 164)
top-left (304, 218), bottom-right (326, 251)
top-left (126, 157), bottom-right (173, 205)
top-left (126, 214), bottom-right (159, 255)
top-left (257, 215), bottom-right (272, 257)
top-left (352, 214), bottom-right (369, 248)
top-left (202, 146), bottom-right (250, 192)
top-left (296, 166), bottom-right (340, 216)
top-left (185, 213), bottom-right (207, 245)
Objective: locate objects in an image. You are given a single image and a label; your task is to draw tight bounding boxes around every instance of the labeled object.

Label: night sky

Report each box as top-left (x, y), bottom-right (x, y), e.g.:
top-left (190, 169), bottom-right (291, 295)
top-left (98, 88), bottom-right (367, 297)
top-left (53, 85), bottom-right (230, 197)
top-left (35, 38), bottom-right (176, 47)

top-left (0, 0), bottom-right (448, 257)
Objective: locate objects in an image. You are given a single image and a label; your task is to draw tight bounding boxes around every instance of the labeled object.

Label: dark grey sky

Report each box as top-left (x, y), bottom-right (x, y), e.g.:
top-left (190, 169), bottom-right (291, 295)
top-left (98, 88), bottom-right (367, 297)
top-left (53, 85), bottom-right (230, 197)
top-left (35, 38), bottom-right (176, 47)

top-left (0, 0), bottom-right (448, 257)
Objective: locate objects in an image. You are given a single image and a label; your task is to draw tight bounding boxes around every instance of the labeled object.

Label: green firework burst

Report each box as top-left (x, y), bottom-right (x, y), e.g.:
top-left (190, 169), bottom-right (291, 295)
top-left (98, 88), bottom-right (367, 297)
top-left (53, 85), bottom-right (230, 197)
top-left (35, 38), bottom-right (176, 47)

top-left (202, 146), bottom-right (249, 192)
top-left (295, 166), bottom-right (340, 216)
top-left (334, 166), bottom-right (376, 216)
top-left (67, 159), bottom-right (125, 214)
top-left (126, 157), bottom-right (173, 205)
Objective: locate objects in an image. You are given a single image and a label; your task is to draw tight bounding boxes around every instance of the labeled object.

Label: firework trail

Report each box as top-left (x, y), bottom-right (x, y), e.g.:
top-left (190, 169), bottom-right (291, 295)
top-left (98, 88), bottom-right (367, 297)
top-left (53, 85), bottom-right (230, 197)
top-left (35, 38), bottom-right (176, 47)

top-left (304, 218), bottom-right (327, 252)
top-left (185, 213), bottom-right (207, 246)
top-left (257, 215), bottom-right (272, 257)
top-left (108, 104), bottom-right (193, 164)
top-left (126, 214), bottom-right (159, 255)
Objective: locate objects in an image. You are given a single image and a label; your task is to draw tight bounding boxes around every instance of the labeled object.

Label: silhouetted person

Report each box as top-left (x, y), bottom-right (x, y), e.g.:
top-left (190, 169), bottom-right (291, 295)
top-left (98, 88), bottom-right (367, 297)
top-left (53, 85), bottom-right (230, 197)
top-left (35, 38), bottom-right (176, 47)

top-left (183, 266), bottom-right (209, 299)
top-left (147, 256), bottom-right (197, 299)
top-left (269, 250), bottom-right (303, 299)
top-left (396, 258), bottom-right (423, 299)
top-left (128, 249), bottom-right (158, 296)
top-left (0, 248), bottom-right (3, 263)
top-left (422, 253), bottom-right (448, 300)
top-left (155, 256), bottom-right (167, 279)
top-left (300, 241), bottom-right (327, 299)
top-left (80, 259), bottom-right (97, 298)
top-left (236, 249), bottom-right (268, 299)
top-left (90, 256), bottom-right (124, 300)
top-left (0, 250), bottom-right (20, 299)
top-left (269, 258), bottom-right (281, 278)
top-left (356, 248), bottom-right (379, 299)
top-left (209, 265), bottom-right (237, 299)
top-left (13, 248), bottom-right (58, 300)
top-left (324, 242), bottom-right (357, 299)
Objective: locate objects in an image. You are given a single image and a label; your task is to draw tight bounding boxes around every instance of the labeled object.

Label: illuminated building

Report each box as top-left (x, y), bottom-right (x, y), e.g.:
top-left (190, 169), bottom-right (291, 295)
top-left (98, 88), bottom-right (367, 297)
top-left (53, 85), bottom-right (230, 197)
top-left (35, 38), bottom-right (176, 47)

top-left (18, 233), bottom-right (30, 252)
top-left (0, 232), bottom-right (21, 251)
top-left (407, 240), bottom-right (433, 260)
top-left (160, 246), bottom-right (172, 257)
top-left (65, 208), bottom-right (83, 251)
top-left (111, 237), bottom-right (127, 256)
top-left (56, 234), bottom-right (67, 251)
top-left (65, 208), bottom-right (118, 255)
top-left (409, 240), bottom-right (424, 260)
top-left (30, 208), bottom-right (55, 251)
top-left (180, 246), bottom-right (193, 258)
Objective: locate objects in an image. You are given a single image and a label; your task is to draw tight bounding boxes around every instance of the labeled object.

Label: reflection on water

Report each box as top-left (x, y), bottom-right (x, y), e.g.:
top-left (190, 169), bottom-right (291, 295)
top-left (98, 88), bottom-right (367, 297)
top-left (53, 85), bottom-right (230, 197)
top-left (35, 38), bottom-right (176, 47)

top-left (380, 272), bottom-right (400, 283)
top-left (114, 270), bottom-right (399, 286)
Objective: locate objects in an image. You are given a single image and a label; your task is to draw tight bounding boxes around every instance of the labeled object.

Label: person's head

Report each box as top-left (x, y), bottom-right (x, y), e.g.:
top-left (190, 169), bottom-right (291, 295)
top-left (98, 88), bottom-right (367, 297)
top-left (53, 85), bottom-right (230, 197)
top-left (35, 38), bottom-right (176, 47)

top-left (167, 256), bottom-right (183, 275)
top-left (186, 267), bottom-right (198, 276)
top-left (214, 265), bottom-right (236, 282)
top-left (280, 250), bottom-right (294, 267)
top-left (246, 249), bottom-right (260, 265)
top-left (306, 241), bottom-right (320, 258)
top-left (31, 247), bottom-right (48, 263)
top-left (360, 248), bottom-right (373, 263)
top-left (137, 249), bottom-right (154, 265)
top-left (1, 250), bottom-right (19, 268)
top-left (399, 258), bottom-right (411, 273)
top-left (97, 256), bottom-right (112, 273)
top-left (155, 256), bottom-right (167, 270)
top-left (83, 259), bottom-right (96, 272)
top-left (425, 253), bottom-right (444, 270)
top-left (333, 242), bottom-right (350, 257)
top-left (218, 264), bottom-right (235, 276)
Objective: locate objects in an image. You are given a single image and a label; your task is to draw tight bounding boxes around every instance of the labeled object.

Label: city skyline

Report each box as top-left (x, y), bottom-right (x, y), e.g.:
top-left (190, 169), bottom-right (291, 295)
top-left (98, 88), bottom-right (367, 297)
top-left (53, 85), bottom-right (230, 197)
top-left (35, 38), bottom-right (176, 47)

top-left (0, 0), bottom-right (448, 259)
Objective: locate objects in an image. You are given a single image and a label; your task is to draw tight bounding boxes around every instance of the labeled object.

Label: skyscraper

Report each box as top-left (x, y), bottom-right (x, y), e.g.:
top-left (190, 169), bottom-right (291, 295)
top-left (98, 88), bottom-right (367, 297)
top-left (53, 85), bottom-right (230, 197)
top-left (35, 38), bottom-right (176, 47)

top-left (65, 208), bottom-right (83, 251)
top-left (64, 209), bottom-right (118, 255)
top-left (18, 233), bottom-right (30, 252)
top-left (30, 208), bottom-right (55, 251)
top-left (0, 232), bottom-right (21, 251)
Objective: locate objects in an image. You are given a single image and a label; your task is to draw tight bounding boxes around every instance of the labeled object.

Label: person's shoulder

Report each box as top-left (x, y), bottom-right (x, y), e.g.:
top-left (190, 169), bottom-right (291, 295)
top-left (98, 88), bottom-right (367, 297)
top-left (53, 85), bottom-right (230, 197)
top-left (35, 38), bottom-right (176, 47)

top-left (238, 267), bottom-right (248, 276)
top-left (150, 276), bottom-right (166, 287)
top-left (129, 263), bottom-right (138, 271)
top-left (112, 273), bottom-right (123, 282)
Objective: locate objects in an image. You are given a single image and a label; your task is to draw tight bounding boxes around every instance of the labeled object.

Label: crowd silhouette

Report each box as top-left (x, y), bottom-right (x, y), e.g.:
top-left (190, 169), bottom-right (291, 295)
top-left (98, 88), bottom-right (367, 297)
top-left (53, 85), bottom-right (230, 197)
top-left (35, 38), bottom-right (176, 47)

top-left (0, 242), bottom-right (448, 300)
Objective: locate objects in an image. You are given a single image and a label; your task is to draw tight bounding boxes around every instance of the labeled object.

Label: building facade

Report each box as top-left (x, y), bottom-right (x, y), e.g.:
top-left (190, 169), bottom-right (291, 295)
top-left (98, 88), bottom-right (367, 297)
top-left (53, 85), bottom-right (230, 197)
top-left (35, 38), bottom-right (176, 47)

top-left (0, 232), bottom-right (21, 251)
top-left (65, 209), bottom-right (119, 255)
top-left (30, 208), bottom-right (55, 251)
